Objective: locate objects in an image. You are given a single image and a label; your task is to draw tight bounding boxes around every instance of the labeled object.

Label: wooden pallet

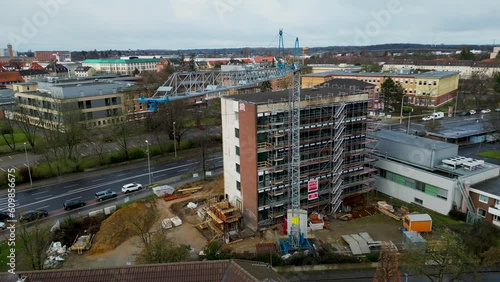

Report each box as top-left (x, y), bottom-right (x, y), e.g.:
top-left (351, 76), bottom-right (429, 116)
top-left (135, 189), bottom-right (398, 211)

top-left (378, 207), bottom-right (401, 221)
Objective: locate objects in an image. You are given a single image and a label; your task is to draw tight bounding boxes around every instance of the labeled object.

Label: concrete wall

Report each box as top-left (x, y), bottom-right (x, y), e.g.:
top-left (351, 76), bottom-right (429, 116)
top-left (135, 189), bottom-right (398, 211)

top-left (463, 166), bottom-right (499, 185)
top-left (375, 159), bottom-right (456, 215)
top-left (221, 98), bottom-right (242, 209)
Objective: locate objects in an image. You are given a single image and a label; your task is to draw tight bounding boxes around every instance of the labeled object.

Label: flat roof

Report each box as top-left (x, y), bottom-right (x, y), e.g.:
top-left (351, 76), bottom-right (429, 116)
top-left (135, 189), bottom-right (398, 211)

top-left (427, 120), bottom-right (497, 139)
top-left (320, 70), bottom-right (459, 79)
top-left (471, 176), bottom-right (500, 197)
top-left (83, 58), bottom-right (162, 64)
top-left (369, 129), bottom-right (457, 151)
top-left (225, 83), bottom-right (369, 105)
top-left (406, 214), bottom-right (432, 222)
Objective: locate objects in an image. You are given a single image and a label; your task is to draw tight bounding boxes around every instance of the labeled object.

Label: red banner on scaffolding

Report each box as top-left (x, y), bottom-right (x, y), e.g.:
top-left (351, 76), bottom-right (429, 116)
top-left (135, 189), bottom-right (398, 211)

top-left (308, 192), bottom-right (318, 201)
top-left (308, 179), bottom-right (318, 193)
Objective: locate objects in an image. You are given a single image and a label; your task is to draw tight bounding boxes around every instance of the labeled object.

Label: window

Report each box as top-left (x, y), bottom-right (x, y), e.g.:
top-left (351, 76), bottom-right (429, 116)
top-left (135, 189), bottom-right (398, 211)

top-left (496, 199), bottom-right (500, 207)
top-left (235, 146), bottom-right (240, 156)
top-left (494, 215), bottom-right (500, 222)
top-left (236, 163), bottom-right (240, 174)
top-left (235, 128), bottom-right (239, 138)
top-left (414, 197), bottom-right (423, 205)
top-left (479, 194), bottom-right (489, 203)
top-left (477, 208), bottom-right (486, 218)
top-left (236, 181), bottom-right (241, 191)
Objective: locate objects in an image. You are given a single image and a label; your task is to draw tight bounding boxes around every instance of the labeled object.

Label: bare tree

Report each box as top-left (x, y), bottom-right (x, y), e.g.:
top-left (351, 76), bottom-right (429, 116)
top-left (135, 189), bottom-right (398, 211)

top-left (0, 115), bottom-right (16, 152)
top-left (14, 106), bottom-right (41, 148)
top-left (17, 221), bottom-right (51, 270)
top-left (401, 230), bottom-right (479, 282)
top-left (374, 244), bottom-right (401, 282)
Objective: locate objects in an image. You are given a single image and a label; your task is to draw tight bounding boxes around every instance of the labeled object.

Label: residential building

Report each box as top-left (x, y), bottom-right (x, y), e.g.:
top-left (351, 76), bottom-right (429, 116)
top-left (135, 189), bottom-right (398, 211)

top-left (0, 71), bottom-right (24, 87)
top-left (18, 69), bottom-right (50, 82)
top-left (75, 66), bottom-right (97, 77)
top-left (383, 60), bottom-right (500, 78)
top-left (12, 79), bottom-right (130, 130)
top-left (34, 50), bottom-right (71, 62)
top-left (303, 70), bottom-right (460, 108)
top-left (368, 130), bottom-right (499, 217)
top-left (222, 81), bottom-right (377, 231)
top-left (7, 260), bottom-right (288, 282)
top-left (469, 177), bottom-right (500, 227)
top-left (45, 63), bottom-right (69, 77)
top-left (82, 58), bottom-right (162, 75)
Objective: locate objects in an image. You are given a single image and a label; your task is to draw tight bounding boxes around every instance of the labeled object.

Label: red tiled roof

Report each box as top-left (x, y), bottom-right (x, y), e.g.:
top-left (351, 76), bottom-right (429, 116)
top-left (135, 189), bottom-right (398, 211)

top-left (8, 260), bottom-right (288, 282)
top-left (0, 71), bottom-right (24, 83)
top-left (30, 62), bottom-right (45, 70)
top-left (253, 56), bottom-right (274, 63)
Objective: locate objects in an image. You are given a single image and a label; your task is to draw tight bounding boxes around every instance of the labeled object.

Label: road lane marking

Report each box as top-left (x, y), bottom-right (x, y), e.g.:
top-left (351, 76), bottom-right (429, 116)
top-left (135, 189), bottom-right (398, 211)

top-left (31, 191), bottom-right (48, 196)
top-left (17, 162), bottom-right (199, 209)
top-left (178, 168), bottom-right (189, 172)
top-left (66, 196), bottom-right (82, 201)
top-left (35, 195), bottom-right (52, 200)
top-left (155, 174), bottom-right (167, 179)
top-left (92, 178), bottom-right (106, 182)
top-left (64, 184), bottom-right (79, 188)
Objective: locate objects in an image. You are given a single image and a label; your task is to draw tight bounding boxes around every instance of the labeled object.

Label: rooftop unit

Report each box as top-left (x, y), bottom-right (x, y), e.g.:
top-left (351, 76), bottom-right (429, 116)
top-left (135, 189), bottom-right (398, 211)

top-left (441, 156), bottom-right (473, 169)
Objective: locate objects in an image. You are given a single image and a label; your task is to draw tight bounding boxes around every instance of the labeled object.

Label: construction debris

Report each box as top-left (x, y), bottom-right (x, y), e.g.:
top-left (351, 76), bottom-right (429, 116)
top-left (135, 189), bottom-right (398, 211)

top-left (377, 201), bottom-right (395, 213)
top-left (152, 185), bottom-right (175, 197)
top-left (171, 216), bottom-right (183, 227)
top-left (44, 242), bottom-right (69, 269)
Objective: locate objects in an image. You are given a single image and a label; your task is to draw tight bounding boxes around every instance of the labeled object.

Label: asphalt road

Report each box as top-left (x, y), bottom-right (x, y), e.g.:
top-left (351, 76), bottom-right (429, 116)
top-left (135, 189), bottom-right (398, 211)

top-left (0, 152), bottom-right (223, 217)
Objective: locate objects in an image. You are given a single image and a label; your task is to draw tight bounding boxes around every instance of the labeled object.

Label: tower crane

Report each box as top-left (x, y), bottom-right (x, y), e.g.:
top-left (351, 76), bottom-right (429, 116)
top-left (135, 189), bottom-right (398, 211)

top-left (137, 30), bottom-right (306, 252)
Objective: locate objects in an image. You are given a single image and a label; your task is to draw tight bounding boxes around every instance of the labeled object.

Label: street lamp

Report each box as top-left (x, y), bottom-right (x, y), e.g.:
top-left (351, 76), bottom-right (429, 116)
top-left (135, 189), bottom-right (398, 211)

top-left (399, 94), bottom-right (405, 124)
top-left (173, 121), bottom-right (177, 158)
top-left (24, 142), bottom-right (33, 188)
top-left (145, 140), bottom-right (151, 185)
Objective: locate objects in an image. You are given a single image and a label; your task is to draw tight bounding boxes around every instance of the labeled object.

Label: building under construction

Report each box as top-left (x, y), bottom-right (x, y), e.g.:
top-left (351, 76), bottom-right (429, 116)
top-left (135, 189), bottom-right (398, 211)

top-left (221, 79), bottom-right (377, 231)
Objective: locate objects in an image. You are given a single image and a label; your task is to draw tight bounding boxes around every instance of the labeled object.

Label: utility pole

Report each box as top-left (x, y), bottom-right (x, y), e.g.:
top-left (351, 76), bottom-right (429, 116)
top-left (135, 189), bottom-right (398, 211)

top-left (24, 142), bottom-right (33, 188)
top-left (454, 91), bottom-right (459, 117)
top-left (173, 121), bottom-right (177, 158)
top-left (145, 140), bottom-right (151, 185)
top-left (399, 94), bottom-right (405, 124)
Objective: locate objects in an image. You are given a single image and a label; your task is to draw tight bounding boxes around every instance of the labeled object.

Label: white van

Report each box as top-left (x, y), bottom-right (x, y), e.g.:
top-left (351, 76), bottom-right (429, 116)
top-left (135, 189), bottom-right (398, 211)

top-left (431, 112), bottom-right (444, 119)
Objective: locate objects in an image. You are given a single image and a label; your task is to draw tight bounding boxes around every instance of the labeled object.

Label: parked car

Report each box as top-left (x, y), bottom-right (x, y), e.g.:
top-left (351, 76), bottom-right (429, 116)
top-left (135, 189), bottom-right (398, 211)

top-left (481, 109), bottom-right (491, 114)
top-left (19, 209), bottom-right (48, 222)
top-left (0, 211), bottom-right (11, 221)
top-left (63, 199), bottom-right (86, 210)
top-left (95, 189), bottom-right (117, 201)
top-left (422, 116), bottom-right (434, 121)
top-left (470, 110), bottom-right (476, 115)
top-left (460, 111), bottom-right (471, 116)
top-left (121, 182), bottom-right (143, 193)
top-left (496, 108), bottom-right (500, 112)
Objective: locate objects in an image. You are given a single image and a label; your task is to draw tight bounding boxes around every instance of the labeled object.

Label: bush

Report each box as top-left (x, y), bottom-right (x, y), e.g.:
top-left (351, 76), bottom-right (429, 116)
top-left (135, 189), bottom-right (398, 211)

top-left (109, 153), bottom-right (126, 164)
top-left (179, 140), bottom-right (192, 150)
top-left (129, 149), bottom-right (145, 160)
top-left (448, 208), bottom-right (467, 222)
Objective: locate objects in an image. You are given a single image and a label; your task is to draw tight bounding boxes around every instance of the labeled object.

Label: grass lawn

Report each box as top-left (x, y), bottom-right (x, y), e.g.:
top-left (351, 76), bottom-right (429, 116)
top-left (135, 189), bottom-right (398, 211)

top-left (477, 150), bottom-right (500, 160)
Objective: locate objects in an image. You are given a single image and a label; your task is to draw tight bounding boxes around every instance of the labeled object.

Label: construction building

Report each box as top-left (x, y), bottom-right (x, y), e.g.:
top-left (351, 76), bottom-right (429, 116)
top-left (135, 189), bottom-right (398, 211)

top-left (222, 81), bottom-right (377, 231)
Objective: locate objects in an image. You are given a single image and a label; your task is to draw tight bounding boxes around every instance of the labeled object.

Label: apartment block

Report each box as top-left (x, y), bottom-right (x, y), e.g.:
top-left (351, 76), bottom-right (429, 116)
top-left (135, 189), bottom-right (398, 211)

top-left (82, 58), bottom-right (162, 75)
top-left (222, 81), bottom-right (377, 231)
top-left (383, 60), bottom-right (500, 79)
top-left (12, 79), bottom-right (130, 130)
top-left (469, 177), bottom-right (500, 227)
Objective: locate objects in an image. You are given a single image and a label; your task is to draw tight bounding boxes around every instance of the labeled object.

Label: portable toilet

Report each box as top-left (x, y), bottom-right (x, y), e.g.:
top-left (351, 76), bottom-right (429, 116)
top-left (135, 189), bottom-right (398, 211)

top-left (403, 214), bottom-right (432, 233)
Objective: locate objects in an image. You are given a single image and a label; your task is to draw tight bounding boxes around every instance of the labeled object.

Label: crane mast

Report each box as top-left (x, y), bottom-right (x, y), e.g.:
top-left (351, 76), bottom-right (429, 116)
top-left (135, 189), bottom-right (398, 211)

top-left (288, 37), bottom-right (301, 249)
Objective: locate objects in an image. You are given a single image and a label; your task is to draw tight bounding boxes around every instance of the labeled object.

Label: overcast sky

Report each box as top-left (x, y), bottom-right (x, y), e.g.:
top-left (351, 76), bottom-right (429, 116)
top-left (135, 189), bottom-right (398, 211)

top-left (2, 0), bottom-right (499, 52)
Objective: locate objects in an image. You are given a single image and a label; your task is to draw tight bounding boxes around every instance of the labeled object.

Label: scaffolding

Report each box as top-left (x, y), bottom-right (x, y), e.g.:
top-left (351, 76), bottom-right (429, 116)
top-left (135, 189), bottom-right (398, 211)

top-left (255, 89), bottom-right (375, 229)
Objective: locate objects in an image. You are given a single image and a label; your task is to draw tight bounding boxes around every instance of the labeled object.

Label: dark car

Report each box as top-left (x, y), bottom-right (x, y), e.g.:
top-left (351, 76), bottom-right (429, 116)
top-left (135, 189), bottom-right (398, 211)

top-left (63, 199), bottom-right (86, 210)
top-left (0, 211), bottom-right (11, 221)
top-left (19, 209), bottom-right (49, 222)
top-left (95, 189), bottom-right (117, 201)
top-left (460, 111), bottom-right (471, 116)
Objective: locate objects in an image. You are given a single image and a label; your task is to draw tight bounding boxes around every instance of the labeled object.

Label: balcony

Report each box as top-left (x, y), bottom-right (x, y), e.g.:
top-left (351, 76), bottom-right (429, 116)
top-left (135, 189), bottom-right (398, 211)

top-left (488, 206), bottom-right (500, 217)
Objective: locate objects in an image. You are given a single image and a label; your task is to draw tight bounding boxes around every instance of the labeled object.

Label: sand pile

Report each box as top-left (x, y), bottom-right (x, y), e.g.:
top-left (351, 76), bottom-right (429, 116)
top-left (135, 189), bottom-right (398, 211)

top-left (87, 202), bottom-right (150, 255)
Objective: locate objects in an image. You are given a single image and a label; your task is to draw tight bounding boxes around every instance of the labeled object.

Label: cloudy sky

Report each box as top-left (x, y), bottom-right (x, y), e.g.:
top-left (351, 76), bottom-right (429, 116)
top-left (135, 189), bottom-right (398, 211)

top-left (2, 0), bottom-right (499, 51)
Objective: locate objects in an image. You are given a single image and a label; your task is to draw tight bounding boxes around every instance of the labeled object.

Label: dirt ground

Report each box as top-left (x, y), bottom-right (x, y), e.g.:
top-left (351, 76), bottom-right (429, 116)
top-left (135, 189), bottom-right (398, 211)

top-left (61, 179), bottom-right (223, 269)
top-left (60, 176), bottom-right (406, 269)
